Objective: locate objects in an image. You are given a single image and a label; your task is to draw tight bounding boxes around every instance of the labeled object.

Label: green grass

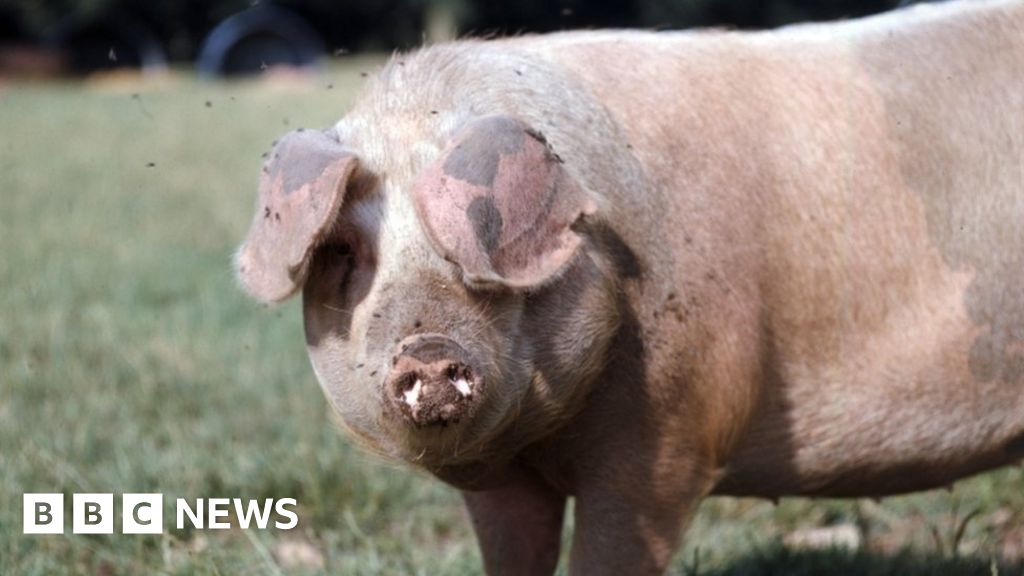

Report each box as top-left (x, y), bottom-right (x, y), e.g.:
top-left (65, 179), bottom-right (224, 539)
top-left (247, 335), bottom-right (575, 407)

top-left (2, 64), bottom-right (1023, 575)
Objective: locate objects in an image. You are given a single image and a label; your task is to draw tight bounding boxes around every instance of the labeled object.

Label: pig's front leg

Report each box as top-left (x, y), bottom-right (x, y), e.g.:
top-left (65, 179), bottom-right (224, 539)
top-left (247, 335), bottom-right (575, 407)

top-left (568, 457), bottom-right (713, 575)
top-left (461, 469), bottom-right (567, 576)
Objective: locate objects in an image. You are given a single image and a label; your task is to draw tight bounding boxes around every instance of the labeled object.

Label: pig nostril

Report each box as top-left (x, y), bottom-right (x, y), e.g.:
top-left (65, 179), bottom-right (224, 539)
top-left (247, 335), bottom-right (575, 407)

top-left (446, 363), bottom-right (474, 398)
top-left (395, 372), bottom-right (417, 392)
top-left (403, 379), bottom-right (423, 406)
top-left (395, 372), bottom-right (424, 407)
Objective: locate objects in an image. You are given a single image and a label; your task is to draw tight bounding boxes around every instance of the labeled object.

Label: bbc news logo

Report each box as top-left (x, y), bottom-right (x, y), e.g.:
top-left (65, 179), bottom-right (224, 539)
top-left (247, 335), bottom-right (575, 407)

top-left (24, 494), bottom-right (298, 534)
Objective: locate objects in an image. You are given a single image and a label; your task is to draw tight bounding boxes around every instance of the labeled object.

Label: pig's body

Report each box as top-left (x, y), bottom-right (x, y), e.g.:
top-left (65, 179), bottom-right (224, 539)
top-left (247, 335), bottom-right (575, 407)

top-left (514, 2), bottom-right (1024, 497)
top-left (237, 1), bottom-right (1024, 573)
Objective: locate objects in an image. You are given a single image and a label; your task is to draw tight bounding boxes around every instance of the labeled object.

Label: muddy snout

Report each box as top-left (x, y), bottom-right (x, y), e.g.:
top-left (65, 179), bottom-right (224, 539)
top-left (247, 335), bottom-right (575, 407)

top-left (384, 334), bottom-right (483, 428)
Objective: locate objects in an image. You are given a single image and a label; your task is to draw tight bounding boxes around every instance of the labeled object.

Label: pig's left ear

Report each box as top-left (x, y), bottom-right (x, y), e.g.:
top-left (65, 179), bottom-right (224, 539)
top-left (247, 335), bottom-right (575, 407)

top-left (235, 129), bottom-right (358, 303)
top-left (412, 115), bottom-right (596, 289)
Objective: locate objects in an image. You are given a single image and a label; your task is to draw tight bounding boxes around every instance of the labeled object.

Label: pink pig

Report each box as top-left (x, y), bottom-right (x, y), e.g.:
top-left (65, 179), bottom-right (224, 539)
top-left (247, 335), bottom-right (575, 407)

top-left (236, 1), bottom-right (1024, 573)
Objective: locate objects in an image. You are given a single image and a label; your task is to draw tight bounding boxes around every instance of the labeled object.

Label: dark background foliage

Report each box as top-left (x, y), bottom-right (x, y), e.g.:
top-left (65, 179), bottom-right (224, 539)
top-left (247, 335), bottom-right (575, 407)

top-left (3, 0), bottom-right (908, 60)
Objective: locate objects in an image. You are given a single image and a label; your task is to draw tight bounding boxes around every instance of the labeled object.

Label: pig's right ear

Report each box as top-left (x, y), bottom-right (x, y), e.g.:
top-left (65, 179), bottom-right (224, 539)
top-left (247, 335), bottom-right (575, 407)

top-left (235, 129), bottom-right (358, 303)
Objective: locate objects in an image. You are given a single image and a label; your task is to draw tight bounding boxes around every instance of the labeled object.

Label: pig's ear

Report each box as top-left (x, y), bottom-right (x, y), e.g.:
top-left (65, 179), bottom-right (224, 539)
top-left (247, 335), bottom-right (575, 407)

top-left (235, 129), bottom-right (358, 303)
top-left (412, 116), bottom-right (596, 289)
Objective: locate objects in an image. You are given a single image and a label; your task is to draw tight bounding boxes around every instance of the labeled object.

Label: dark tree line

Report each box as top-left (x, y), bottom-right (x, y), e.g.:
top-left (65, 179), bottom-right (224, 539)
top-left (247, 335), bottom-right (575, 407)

top-left (1, 0), bottom-right (909, 66)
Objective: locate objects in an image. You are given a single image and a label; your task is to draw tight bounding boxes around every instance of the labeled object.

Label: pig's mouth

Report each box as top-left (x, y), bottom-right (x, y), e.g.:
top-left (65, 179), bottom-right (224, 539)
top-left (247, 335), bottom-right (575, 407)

top-left (382, 333), bottom-right (485, 429)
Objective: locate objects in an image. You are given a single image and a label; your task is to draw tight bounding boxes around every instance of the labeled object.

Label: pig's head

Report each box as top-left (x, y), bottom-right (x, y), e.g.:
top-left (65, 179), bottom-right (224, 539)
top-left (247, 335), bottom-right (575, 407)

top-left (236, 116), bottom-right (620, 477)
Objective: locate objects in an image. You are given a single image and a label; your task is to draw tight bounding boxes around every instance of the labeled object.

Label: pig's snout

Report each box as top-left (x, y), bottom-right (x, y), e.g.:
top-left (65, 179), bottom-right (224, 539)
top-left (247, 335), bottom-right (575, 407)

top-left (385, 334), bottom-right (482, 428)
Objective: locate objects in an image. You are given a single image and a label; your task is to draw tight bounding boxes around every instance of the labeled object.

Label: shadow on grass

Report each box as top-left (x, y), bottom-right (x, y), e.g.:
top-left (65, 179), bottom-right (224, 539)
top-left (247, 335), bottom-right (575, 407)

top-left (690, 547), bottom-right (1021, 576)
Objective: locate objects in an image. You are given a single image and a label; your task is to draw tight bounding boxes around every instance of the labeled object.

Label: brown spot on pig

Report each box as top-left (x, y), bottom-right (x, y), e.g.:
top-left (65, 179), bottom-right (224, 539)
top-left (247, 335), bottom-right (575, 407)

top-left (467, 196), bottom-right (502, 255)
top-left (442, 116), bottom-right (524, 186)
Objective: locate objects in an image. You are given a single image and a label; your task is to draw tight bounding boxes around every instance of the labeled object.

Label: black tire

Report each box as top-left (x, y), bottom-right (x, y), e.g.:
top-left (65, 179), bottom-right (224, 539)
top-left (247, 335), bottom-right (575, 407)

top-left (49, 13), bottom-right (167, 74)
top-left (196, 6), bottom-right (325, 77)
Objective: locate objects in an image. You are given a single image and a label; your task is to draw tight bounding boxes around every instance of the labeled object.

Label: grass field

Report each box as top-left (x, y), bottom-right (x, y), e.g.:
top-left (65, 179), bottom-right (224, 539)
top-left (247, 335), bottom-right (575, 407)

top-left (2, 62), bottom-right (1023, 575)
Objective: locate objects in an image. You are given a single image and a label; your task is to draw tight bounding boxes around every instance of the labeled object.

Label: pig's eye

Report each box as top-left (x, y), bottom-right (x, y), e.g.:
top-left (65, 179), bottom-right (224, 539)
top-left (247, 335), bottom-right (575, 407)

top-left (334, 244), bottom-right (355, 286)
top-left (312, 243), bottom-right (355, 291)
top-left (331, 243), bottom-right (352, 259)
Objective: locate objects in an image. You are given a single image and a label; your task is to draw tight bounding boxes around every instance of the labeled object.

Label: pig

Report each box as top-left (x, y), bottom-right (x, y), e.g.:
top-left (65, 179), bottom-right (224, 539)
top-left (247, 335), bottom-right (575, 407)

top-left (235, 0), bottom-right (1024, 573)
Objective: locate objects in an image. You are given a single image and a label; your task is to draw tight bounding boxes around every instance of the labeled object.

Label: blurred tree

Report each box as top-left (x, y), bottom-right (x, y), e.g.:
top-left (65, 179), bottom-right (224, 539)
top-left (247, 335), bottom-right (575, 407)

top-left (0, 0), bottom-right (908, 65)
top-left (637, 0), bottom-right (895, 29)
